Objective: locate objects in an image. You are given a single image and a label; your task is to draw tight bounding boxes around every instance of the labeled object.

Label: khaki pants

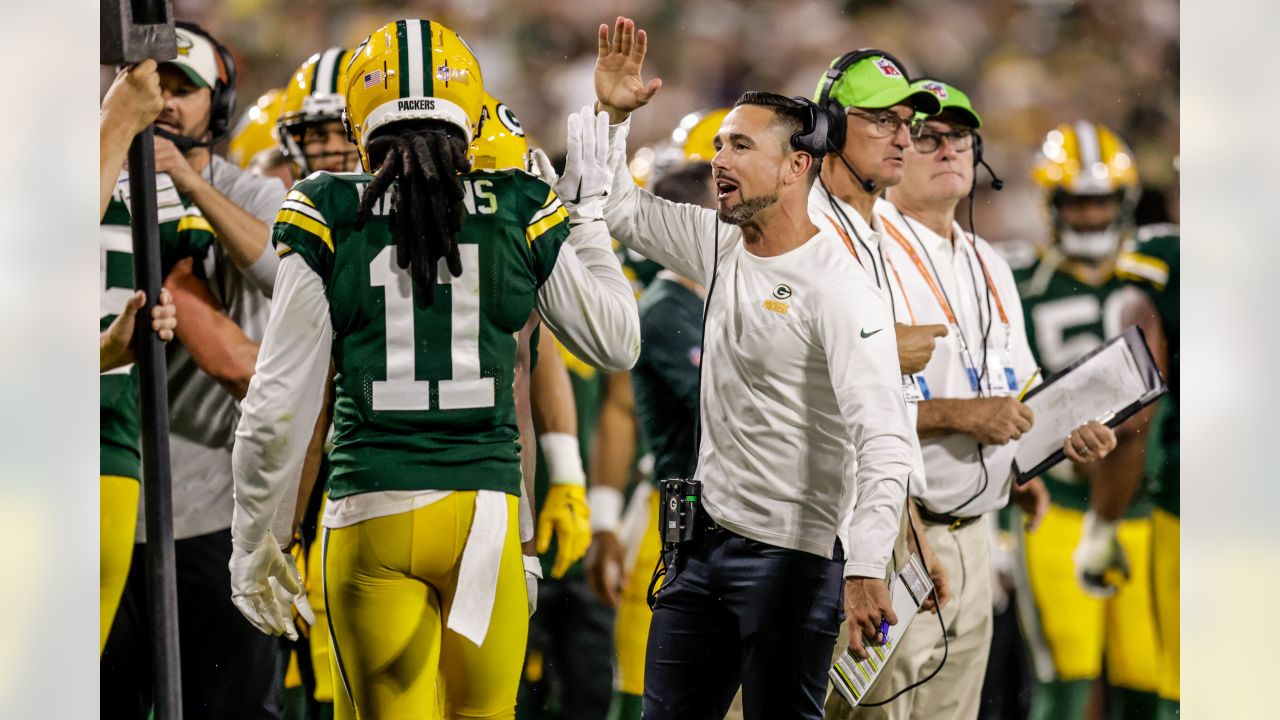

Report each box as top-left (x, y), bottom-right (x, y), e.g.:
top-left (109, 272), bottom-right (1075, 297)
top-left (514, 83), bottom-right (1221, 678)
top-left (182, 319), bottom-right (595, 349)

top-left (827, 515), bottom-right (993, 720)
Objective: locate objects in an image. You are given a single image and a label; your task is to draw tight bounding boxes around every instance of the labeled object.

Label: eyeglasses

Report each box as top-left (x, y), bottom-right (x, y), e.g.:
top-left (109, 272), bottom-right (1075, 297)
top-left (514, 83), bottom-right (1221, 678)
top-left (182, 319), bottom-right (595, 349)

top-left (912, 128), bottom-right (975, 154)
top-left (847, 108), bottom-right (919, 138)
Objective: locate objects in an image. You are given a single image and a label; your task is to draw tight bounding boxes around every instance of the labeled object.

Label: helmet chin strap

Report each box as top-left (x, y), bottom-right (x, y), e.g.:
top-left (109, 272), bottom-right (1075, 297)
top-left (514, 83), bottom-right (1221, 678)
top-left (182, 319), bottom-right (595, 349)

top-left (1058, 226), bottom-right (1122, 262)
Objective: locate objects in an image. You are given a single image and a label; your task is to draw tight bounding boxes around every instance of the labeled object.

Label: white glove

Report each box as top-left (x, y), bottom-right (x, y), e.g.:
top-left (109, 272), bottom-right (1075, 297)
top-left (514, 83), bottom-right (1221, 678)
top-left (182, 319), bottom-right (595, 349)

top-left (524, 554), bottom-right (543, 618)
top-left (230, 535), bottom-right (316, 640)
top-left (531, 106), bottom-right (613, 222)
top-left (1072, 511), bottom-right (1129, 599)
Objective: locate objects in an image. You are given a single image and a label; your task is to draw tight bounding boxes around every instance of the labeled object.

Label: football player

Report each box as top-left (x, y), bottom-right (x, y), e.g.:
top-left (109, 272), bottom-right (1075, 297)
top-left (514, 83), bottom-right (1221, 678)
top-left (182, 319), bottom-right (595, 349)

top-left (277, 47), bottom-right (360, 178)
top-left (227, 88), bottom-right (285, 170)
top-left (467, 90), bottom-right (611, 719)
top-left (228, 19), bottom-right (638, 719)
top-left (1010, 121), bottom-right (1160, 719)
top-left (1110, 226), bottom-right (1180, 720)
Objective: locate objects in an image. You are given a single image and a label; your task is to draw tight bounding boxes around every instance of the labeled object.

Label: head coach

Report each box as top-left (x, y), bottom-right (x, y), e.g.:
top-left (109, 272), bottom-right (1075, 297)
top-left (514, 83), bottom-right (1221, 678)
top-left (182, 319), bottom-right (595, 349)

top-left (578, 17), bottom-right (918, 719)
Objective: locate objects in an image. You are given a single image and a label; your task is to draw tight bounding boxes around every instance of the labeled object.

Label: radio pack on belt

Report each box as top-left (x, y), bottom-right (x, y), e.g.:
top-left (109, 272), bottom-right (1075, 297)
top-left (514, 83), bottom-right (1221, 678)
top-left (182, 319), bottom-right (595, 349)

top-left (659, 477), bottom-right (703, 548)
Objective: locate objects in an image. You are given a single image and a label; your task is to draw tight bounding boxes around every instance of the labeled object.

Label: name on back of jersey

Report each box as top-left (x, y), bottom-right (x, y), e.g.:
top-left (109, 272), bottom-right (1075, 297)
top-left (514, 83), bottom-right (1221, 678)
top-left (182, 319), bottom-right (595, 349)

top-left (352, 178), bottom-right (498, 217)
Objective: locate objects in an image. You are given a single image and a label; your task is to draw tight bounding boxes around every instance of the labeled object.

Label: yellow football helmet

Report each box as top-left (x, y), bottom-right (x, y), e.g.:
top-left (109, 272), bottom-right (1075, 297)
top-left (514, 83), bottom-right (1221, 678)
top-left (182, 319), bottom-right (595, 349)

top-left (470, 93), bottom-right (528, 171)
top-left (1033, 121), bottom-right (1139, 199)
top-left (1032, 121), bottom-right (1141, 260)
top-left (278, 47), bottom-right (356, 174)
top-left (671, 107), bottom-right (729, 160)
top-left (344, 19), bottom-right (484, 169)
top-left (227, 89), bottom-right (284, 169)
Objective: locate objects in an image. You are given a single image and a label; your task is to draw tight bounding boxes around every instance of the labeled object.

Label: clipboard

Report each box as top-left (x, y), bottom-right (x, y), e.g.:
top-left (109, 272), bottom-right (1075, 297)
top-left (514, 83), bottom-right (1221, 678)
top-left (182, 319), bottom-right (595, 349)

top-left (1013, 325), bottom-right (1167, 484)
top-left (828, 554), bottom-right (934, 708)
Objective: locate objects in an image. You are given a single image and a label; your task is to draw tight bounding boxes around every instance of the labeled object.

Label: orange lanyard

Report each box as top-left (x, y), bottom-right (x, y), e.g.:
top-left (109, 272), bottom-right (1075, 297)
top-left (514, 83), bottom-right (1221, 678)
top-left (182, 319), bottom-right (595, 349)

top-left (821, 212), bottom-right (862, 268)
top-left (882, 254), bottom-right (919, 324)
top-left (968, 242), bottom-right (1010, 326)
top-left (880, 216), bottom-right (959, 327)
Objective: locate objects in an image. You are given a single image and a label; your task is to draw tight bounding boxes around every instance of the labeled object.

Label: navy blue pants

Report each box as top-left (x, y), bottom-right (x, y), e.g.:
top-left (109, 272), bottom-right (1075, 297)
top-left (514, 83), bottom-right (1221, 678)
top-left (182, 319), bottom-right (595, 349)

top-left (643, 528), bottom-right (845, 720)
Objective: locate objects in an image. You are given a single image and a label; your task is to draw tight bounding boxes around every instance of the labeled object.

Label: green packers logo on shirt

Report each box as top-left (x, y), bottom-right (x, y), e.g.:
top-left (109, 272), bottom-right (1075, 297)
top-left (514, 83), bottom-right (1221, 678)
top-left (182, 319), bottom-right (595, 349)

top-left (773, 284), bottom-right (792, 300)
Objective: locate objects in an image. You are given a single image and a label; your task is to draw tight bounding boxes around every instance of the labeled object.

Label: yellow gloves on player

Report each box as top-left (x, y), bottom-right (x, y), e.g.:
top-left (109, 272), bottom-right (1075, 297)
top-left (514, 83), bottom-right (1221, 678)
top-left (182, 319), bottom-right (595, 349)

top-left (535, 433), bottom-right (593, 578)
top-left (1073, 510), bottom-right (1130, 598)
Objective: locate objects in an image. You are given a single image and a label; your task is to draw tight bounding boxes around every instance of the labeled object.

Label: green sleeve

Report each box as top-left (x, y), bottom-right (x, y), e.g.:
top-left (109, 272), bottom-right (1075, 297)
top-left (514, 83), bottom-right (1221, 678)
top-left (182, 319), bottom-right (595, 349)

top-left (272, 176), bottom-right (337, 282)
top-left (512, 172), bottom-right (569, 286)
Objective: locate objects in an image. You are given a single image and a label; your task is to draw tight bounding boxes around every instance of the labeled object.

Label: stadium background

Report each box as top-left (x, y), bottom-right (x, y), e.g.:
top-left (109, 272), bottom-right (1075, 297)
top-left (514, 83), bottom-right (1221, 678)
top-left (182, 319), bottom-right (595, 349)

top-left (79, 0), bottom-right (1179, 717)
top-left (170, 0), bottom-right (1180, 240)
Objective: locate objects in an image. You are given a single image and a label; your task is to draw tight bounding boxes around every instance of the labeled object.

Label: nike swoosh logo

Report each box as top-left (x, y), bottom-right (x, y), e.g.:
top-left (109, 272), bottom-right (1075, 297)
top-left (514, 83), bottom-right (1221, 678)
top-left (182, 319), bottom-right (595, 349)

top-left (860, 328), bottom-right (883, 338)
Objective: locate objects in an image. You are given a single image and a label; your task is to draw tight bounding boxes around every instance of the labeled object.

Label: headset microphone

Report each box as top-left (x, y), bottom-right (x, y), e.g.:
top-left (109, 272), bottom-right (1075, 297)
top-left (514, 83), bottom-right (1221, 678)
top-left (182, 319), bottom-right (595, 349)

top-left (154, 126), bottom-right (221, 152)
top-left (836, 151), bottom-right (876, 193)
top-left (980, 158), bottom-right (1004, 191)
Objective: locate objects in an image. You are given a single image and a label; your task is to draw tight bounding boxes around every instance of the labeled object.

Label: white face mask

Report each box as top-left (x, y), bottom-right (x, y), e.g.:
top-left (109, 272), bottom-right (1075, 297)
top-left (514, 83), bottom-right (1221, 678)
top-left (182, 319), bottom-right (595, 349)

top-left (1058, 226), bottom-right (1122, 261)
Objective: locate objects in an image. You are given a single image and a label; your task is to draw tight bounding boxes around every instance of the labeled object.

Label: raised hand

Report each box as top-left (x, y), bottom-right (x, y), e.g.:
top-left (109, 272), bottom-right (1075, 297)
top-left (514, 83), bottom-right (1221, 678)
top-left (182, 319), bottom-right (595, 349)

top-left (595, 16), bottom-right (663, 123)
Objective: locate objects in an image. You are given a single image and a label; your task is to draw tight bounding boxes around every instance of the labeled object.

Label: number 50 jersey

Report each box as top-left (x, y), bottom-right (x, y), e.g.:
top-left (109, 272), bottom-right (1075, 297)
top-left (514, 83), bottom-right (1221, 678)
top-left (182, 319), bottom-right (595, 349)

top-left (274, 169), bottom-right (569, 499)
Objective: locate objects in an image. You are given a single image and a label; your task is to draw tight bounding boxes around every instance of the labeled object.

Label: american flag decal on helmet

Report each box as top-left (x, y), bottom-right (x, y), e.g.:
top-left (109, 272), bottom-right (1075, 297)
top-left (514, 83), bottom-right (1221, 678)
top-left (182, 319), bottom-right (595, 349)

top-left (363, 70), bottom-right (384, 88)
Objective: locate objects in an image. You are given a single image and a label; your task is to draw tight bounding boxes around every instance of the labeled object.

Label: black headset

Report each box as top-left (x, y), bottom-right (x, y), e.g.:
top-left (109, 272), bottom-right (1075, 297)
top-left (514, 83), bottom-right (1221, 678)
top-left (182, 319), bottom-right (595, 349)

top-left (786, 96), bottom-right (831, 159)
top-left (174, 20), bottom-right (238, 143)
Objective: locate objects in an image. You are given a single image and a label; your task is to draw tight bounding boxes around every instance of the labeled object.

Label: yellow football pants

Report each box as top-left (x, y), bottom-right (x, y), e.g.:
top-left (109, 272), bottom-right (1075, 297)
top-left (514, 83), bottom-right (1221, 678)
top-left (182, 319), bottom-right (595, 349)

top-left (323, 492), bottom-right (527, 720)
top-left (1022, 503), bottom-right (1157, 690)
top-left (1152, 509), bottom-right (1179, 702)
top-left (100, 475), bottom-right (139, 654)
top-left (615, 489), bottom-right (663, 696)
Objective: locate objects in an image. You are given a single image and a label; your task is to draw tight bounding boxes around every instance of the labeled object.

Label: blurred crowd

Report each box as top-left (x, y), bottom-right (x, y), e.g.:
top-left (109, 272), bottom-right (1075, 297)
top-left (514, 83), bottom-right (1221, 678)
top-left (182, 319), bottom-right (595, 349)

top-left (170, 0), bottom-right (1179, 243)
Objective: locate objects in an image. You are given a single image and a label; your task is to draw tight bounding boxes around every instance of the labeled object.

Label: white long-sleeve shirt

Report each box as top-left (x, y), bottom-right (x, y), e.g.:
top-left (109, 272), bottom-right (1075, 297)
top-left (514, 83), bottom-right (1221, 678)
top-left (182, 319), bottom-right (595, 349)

top-left (604, 120), bottom-right (914, 578)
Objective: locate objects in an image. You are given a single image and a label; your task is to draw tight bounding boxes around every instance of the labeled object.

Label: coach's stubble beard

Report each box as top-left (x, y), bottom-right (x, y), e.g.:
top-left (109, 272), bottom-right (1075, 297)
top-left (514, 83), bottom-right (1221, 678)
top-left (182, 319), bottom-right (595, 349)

top-left (718, 193), bottom-right (779, 225)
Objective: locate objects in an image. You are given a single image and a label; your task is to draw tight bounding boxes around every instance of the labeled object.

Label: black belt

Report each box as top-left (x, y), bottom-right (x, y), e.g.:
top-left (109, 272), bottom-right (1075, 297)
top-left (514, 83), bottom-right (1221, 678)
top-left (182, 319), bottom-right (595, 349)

top-left (915, 502), bottom-right (981, 531)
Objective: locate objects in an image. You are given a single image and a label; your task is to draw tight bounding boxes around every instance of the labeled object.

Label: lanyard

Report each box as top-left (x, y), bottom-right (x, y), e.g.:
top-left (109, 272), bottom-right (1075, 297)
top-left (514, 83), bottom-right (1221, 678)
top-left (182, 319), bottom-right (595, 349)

top-left (881, 254), bottom-right (918, 324)
top-left (879, 216), bottom-right (960, 327)
top-left (968, 243), bottom-right (1010, 327)
top-left (820, 212), bottom-right (862, 267)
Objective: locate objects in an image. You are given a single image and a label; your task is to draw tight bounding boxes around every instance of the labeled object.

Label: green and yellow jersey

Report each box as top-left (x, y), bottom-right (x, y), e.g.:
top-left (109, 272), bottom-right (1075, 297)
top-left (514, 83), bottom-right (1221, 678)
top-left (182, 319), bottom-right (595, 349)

top-left (1117, 226), bottom-right (1180, 516)
top-left (99, 181), bottom-right (216, 480)
top-left (273, 169), bottom-right (569, 500)
top-left (1012, 246), bottom-right (1149, 516)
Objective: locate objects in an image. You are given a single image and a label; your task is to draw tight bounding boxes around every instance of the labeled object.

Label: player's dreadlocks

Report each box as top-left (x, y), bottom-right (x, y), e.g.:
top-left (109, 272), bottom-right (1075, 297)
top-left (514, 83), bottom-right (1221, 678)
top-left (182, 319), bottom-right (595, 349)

top-left (354, 121), bottom-right (471, 306)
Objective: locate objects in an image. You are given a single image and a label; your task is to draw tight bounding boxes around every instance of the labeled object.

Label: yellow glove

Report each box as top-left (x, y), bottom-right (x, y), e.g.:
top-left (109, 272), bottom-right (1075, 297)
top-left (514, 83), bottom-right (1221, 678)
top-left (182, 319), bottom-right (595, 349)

top-left (536, 485), bottom-right (592, 578)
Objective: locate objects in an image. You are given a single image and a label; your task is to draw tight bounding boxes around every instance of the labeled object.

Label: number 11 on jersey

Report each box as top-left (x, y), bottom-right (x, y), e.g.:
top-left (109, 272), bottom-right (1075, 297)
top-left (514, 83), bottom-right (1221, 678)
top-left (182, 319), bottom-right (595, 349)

top-left (368, 244), bottom-right (495, 411)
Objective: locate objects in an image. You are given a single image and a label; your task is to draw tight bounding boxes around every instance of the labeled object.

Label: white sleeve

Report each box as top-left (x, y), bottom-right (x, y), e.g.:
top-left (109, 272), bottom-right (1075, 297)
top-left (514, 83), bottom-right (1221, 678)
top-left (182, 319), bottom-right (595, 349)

top-left (817, 278), bottom-right (915, 578)
top-left (231, 253), bottom-right (333, 548)
top-left (602, 119), bottom-right (729, 285)
top-left (242, 243), bottom-right (281, 297)
top-left (535, 217), bottom-right (640, 372)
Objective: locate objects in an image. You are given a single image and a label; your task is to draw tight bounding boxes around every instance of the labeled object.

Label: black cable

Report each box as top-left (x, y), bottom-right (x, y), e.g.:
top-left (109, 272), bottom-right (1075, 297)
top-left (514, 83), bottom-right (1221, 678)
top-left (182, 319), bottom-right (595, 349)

top-left (821, 179), bottom-right (880, 288)
top-left (902, 214), bottom-right (992, 516)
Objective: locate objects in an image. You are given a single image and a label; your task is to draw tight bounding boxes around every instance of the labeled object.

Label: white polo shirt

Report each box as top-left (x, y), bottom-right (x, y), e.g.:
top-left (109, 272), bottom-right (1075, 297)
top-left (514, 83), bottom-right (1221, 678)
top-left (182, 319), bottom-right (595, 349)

top-left (874, 201), bottom-right (1038, 517)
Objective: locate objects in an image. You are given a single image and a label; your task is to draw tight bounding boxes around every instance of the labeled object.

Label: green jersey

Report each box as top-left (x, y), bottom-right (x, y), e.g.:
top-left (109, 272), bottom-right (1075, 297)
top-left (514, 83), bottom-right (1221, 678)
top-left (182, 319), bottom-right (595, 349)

top-left (1117, 226), bottom-right (1180, 515)
top-left (99, 181), bottom-right (215, 479)
top-left (1013, 247), bottom-right (1149, 516)
top-left (273, 169), bottom-right (569, 500)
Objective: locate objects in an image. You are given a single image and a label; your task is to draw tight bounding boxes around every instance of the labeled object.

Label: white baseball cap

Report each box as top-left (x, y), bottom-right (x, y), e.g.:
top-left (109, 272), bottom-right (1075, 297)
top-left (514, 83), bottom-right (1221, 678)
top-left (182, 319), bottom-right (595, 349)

top-left (166, 26), bottom-right (219, 89)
